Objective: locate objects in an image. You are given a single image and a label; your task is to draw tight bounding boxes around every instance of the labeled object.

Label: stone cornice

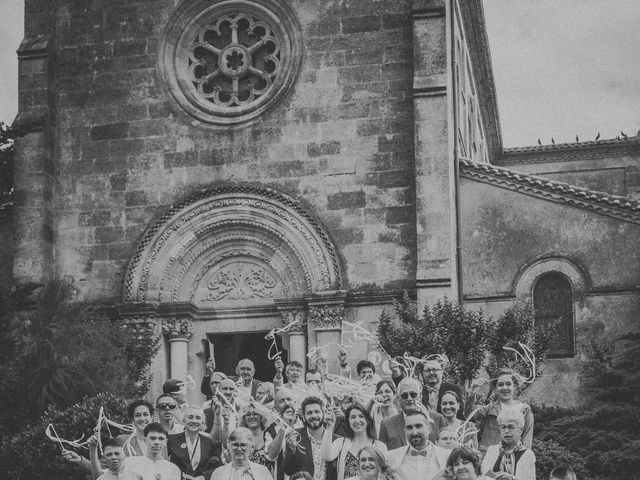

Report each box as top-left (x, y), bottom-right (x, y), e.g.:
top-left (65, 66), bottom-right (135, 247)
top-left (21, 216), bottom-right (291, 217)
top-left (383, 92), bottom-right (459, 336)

top-left (460, 159), bottom-right (640, 224)
top-left (497, 137), bottom-right (640, 166)
top-left (457, 0), bottom-right (503, 160)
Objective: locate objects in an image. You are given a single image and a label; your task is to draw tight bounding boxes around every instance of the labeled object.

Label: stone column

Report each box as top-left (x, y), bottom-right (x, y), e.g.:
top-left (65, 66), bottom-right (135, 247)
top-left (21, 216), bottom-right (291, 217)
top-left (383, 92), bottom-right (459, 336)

top-left (309, 301), bottom-right (345, 373)
top-left (162, 317), bottom-right (194, 381)
top-left (280, 310), bottom-right (307, 365)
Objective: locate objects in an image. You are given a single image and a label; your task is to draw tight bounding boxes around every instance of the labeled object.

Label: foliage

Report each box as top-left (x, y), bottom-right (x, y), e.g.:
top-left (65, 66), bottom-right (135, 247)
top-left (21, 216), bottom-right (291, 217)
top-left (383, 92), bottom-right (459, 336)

top-left (486, 301), bottom-right (555, 383)
top-left (113, 318), bottom-right (161, 398)
top-left (0, 279), bottom-right (128, 434)
top-left (532, 438), bottom-right (587, 480)
top-left (531, 331), bottom-right (640, 479)
top-left (0, 122), bottom-right (14, 221)
top-left (378, 295), bottom-right (493, 388)
top-left (0, 392), bottom-right (130, 480)
top-left (376, 292), bottom-right (419, 356)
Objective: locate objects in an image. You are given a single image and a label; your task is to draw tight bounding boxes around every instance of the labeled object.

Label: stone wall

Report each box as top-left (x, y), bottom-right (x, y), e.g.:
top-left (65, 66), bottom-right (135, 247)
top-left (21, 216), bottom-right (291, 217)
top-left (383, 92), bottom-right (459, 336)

top-left (47, 0), bottom-right (418, 299)
top-left (460, 176), bottom-right (640, 406)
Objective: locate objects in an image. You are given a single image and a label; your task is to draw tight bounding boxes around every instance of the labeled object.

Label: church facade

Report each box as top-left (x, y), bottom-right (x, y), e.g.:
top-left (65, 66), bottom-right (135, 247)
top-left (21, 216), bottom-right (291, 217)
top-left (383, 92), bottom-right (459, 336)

top-left (12, 0), bottom-right (640, 406)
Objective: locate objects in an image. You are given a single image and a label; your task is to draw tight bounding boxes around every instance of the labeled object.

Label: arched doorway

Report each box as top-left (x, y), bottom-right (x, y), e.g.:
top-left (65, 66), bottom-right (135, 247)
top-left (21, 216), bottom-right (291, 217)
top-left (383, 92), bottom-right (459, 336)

top-left (120, 184), bottom-right (344, 400)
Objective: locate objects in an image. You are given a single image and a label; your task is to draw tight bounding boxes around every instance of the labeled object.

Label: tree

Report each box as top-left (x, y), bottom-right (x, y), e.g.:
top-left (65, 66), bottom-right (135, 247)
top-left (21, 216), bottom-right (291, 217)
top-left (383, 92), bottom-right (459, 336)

top-left (377, 294), bottom-right (493, 389)
top-left (486, 301), bottom-right (555, 384)
top-left (0, 278), bottom-right (154, 435)
top-left (0, 122), bottom-right (14, 221)
top-left (377, 294), bottom-right (553, 392)
top-left (533, 327), bottom-right (640, 479)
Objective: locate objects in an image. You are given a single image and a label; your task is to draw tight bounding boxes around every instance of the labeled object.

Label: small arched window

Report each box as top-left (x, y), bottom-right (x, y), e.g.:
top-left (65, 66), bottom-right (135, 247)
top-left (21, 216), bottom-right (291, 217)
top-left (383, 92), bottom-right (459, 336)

top-left (533, 272), bottom-right (575, 358)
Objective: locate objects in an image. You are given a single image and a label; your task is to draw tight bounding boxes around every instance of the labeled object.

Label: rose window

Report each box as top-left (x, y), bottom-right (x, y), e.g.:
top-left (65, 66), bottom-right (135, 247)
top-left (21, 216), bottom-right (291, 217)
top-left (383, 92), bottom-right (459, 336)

top-left (159, 0), bottom-right (302, 127)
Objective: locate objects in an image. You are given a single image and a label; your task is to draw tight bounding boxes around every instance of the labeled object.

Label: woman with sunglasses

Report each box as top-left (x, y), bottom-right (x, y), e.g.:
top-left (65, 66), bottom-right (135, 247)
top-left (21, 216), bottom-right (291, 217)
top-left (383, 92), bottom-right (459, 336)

top-left (236, 400), bottom-right (274, 469)
top-left (156, 393), bottom-right (184, 435)
top-left (323, 403), bottom-right (388, 480)
top-left (367, 380), bottom-right (398, 438)
top-left (211, 428), bottom-right (273, 480)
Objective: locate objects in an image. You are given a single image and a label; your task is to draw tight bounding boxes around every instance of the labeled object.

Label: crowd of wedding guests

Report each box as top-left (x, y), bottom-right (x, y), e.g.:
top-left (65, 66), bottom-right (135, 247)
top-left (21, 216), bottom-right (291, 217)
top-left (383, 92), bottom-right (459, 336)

top-left (62, 354), bottom-right (577, 480)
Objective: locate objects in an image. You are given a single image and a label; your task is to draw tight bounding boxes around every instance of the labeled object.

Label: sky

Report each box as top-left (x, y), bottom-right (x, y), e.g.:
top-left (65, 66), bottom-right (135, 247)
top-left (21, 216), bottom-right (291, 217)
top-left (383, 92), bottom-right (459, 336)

top-left (0, 1), bottom-right (638, 148)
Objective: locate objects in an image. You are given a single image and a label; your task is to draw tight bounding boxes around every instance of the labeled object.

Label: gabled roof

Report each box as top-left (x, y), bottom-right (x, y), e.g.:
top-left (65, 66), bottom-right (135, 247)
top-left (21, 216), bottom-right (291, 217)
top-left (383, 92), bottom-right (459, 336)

top-left (460, 159), bottom-right (640, 224)
top-left (497, 136), bottom-right (640, 166)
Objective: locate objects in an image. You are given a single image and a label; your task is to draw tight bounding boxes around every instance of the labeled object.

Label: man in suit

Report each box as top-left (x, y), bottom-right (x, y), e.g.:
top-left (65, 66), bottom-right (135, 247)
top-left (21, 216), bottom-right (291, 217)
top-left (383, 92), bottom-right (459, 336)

top-left (387, 411), bottom-right (450, 480)
top-left (235, 358), bottom-right (263, 404)
top-left (379, 378), bottom-right (445, 449)
top-left (283, 395), bottom-right (338, 480)
top-left (200, 358), bottom-right (262, 403)
top-left (419, 360), bottom-right (463, 415)
top-left (168, 407), bottom-right (222, 479)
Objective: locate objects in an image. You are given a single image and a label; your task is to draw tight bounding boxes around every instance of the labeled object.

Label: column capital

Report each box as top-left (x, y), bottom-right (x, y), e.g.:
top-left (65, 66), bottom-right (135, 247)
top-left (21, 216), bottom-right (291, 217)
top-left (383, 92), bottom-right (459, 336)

top-left (280, 310), bottom-right (307, 334)
top-left (162, 317), bottom-right (194, 340)
top-left (309, 304), bottom-right (344, 330)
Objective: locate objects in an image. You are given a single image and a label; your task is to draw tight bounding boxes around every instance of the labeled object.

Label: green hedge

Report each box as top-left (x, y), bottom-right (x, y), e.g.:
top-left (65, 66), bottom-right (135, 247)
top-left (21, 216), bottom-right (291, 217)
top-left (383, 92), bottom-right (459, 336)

top-left (0, 393), bottom-right (130, 480)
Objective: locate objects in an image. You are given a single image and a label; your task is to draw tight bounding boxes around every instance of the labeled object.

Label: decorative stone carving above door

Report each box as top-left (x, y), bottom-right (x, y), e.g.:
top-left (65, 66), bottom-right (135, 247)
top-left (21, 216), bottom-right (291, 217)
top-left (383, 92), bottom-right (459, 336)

top-left (123, 184), bottom-right (343, 306)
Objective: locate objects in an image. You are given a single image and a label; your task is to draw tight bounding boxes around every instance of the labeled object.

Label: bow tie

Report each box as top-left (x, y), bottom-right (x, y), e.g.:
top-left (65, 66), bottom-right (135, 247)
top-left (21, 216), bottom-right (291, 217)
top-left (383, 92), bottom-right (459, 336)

top-left (409, 448), bottom-right (428, 457)
top-left (427, 387), bottom-right (439, 394)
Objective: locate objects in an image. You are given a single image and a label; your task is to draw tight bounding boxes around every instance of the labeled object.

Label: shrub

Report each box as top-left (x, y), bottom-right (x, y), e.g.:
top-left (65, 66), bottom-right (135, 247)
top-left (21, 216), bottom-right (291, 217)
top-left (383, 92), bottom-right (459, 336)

top-left (0, 279), bottom-right (129, 434)
top-left (0, 392), bottom-right (130, 480)
top-left (378, 295), bottom-right (493, 388)
top-left (532, 438), bottom-right (586, 480)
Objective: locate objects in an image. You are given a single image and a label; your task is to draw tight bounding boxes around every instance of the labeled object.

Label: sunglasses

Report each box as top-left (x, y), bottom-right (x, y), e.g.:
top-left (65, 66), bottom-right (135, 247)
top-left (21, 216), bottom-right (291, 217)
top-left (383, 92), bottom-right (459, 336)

top-left (156, 403), bottom-right (177, 410)
top-left (400, 391), bottom-right (419, 400)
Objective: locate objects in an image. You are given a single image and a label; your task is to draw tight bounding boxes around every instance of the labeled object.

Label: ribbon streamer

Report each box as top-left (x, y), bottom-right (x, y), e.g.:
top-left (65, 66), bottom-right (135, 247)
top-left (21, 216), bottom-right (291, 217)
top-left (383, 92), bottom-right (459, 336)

top-left (265, 320), bottom-right (302, 360)
top-left (45, 424), bottom-right (87, 450)
top-left (502, 342), bottom-right (537, 383)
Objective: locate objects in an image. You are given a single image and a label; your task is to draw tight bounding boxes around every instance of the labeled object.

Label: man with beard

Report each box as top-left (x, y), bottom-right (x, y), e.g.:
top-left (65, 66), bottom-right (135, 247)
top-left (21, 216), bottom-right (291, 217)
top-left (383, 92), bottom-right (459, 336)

top-left (379, 378), bottom-right (445, 449)
top-left (387, 411), bottom-right (449, 480)
top-left (283, 396), bottom-right (338, 480)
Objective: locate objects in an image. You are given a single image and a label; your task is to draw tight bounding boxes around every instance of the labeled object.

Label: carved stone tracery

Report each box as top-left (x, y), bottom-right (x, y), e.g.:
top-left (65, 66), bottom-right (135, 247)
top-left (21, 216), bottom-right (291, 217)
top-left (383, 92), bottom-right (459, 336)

top-left (309, 305), bottom-right (344, 329)
top-left (190, 13), bottom-right (281, 108)
top-left (206, 262), bottom-right (278, 300)
top-left (123, 185), bottom-right (342, 305)
top-left (159, 0), bottom-right (303, 127)
top-left (162, 317), bottom-right (194, 340)
top-left (280, 310), bottom-right (306, 334)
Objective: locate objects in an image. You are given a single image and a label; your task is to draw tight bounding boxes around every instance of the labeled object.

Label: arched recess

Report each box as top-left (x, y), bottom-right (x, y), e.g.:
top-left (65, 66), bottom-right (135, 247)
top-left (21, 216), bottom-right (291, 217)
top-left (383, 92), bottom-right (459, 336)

top-left (123, 184), bottom-right (343, 305)
top-left (513, 256), bottom-right (588, 358)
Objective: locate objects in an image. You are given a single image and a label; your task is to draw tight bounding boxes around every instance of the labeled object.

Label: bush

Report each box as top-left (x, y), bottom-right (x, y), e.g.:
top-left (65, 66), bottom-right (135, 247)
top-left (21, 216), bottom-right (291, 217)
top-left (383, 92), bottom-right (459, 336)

top-left (378, 295), bottom-right (492, 388)
top-left (532, 439), bottom-right (586, 480)
top-left (0, 392), bottom-right (130, 480)
top-left (0, 279), bottom-right (129, 434)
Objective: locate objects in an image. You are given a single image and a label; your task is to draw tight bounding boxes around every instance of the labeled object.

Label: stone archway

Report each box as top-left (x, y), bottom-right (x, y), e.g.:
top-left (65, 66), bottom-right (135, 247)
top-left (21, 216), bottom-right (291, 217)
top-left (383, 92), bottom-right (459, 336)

top-left (119, 184), bottom-right (345, 398)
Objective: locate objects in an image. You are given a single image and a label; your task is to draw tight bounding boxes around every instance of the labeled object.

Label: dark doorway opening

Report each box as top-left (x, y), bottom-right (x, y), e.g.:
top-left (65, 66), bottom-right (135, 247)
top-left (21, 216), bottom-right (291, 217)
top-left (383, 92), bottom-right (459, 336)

top-left (209, 331), bottom-right (287, 382)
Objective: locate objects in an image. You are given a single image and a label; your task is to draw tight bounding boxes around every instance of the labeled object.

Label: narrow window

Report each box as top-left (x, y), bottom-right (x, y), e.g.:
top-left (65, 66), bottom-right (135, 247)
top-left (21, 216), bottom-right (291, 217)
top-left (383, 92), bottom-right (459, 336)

top-left (533, 272), bottom-right (575, 358)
